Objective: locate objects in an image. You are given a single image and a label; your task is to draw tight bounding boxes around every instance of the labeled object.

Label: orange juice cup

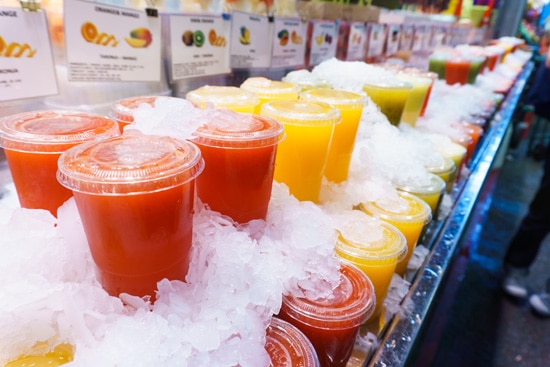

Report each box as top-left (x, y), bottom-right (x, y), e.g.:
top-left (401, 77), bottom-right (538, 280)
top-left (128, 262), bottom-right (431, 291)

top-left (453, 121), bottom-right (484, 163)
top-left (110, 96), bottom-right (185, 132)
top-left (359, 192), bottom-right (431, 276)
top-left (260, 100), bottom-right (341, 203)
top-left (395, 73), bottom-right (432, 127)
top-left (396, 173), bottom-right (446, 218)
top-left (334, 211), bottom-right (407, 321)
top-left (266, 317), bottom-right (320, 367)
top-left (57, 133), bottom-right (204, 300)
top-left (363, 79), bottom-right (412, 126)
top-left (5, 343), bottom-right (73, 367)
top-left (240, 77), bottom-right (300, 114)
top-left (425, 156), bottom-right (457, 194)
top-left (277, 261), bottom-right (375, 367)
top-left (190, 111), bottom-right (284, 223)
top-left (300, 89), bottom-right (365, 183)
top-left (0, 110), bottom-right (119, 217)
top-left (185, 85), bottom-right (260, 113)
top-left (445, 58), bottom-right (471, 85)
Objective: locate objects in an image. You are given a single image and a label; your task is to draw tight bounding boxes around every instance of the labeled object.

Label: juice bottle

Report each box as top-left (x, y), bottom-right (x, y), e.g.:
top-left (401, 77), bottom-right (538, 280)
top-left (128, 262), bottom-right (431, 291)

top-left (277, 261), bottom-right (375, 367)
top-left (362, 79), bottom-right (412, 126)
top-left (334, 210), bottom-right (406, 321)
top-left (0, 110), bottom-right (119, 217)
top-left (185, 85), bottom-right (260, 113)
top-left (190, 111), bottom-right (284, 223)
top-left (240, 77), bottom-right (300, 114)
top-left (57, 133), bottom-right (204, 300)
top-left (260, 100), bottom-right (341, 203)
top-left (300, 89), bottom-right (365, 183)
top-left (359, 192), bottom-right (431, 276)
top-left (266, 317), bottom-right (320, 367)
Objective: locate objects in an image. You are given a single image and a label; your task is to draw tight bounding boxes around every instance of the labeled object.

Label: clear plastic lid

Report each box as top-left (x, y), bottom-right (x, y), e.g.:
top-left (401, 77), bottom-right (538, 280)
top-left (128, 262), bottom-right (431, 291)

top-left (57, 133), bottom-right (204, 195)
top-left (397, 173), bottom-right (446, 196)
top-left (362, 77), bottom-right (413, 90)
top-left (266, 317), bottom-right (320, 367)
top-left (110, 96), bottom-right (181, 123)
top-left (359, 192), bottom-right (432, 224)
top-left (281, 261), bottom-right (375, 329)
top-left (425, 156), bottom-right (456, 175)
top-left (0, 110), bottom-right (119, 153)
top-left (260, 100), bottom-right (341, 126)
top-left (300, 89), bottom-right (365, 110)
top-left (395, 73), bottom-right (433, 87)
top-left (186, 86), bottom-right (260, 109)
top-left (335, 211), bottom-right (407, 262)
top-left (240, 77), bottom-right (301, 98)
top-left (191, 111), bottom-right (284, 149)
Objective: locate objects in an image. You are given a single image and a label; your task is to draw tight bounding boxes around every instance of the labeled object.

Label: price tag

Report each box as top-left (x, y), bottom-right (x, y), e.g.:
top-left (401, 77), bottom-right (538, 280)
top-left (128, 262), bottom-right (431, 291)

top-left (0, 7), bottom-right (58, 101)
top-left (400, 24), bottom-right (414, 52)
top-left (346, 22), bottom-right (367, 61)
top-left (230, 11), bottom-right (271, 69)
top-left (271, 17), bottom-right (306, 68)
top-left (168, 13), bottom-right (230, 80)
top-left (64, 0), bottom-right (161, 82)
top-left (366, 23), bottom-right (385, 59)
top-left (385, 24), bottom-right (401, 56)
top-left (308, 19), bottom-right (338, 66)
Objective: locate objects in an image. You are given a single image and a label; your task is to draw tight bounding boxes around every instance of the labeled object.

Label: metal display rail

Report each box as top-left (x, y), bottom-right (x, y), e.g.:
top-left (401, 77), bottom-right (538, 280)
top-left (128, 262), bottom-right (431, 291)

top-left (365, 61), bottom-right (535, 367)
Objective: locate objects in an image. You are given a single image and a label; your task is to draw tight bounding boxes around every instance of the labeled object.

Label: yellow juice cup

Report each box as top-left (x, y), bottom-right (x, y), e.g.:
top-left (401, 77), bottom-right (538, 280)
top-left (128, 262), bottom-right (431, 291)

top-left (185, 85), bottom-right (260, 113)
top-left (425, 156), bottom-right (457, 193)
top-left (395, 73), bottom-right (432, 127)
top-left (396, 173), bottom-right (446, 218)
top-left (5, 343), bottom-right (73, 367)
top-left (300, 88), bottom-right (365, 183)
top-left (362, 79), bottom-right (412, 126)
top-left (334, 210), bottom-right (407, 321)
top-left (434, 140), bottom-right (468, 185)
top-left (240, 77), bottom-right (300, 114)
top-left (359, 192), bottom-right (431, 276)
top-left (260, 100), bottom-right (341, 203)
top-left (282, 70), bottom-right (332, 92)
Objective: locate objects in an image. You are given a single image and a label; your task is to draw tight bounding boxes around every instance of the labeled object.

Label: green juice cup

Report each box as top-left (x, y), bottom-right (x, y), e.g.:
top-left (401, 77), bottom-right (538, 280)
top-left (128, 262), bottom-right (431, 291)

top-left (363, 79), bottom-right (412, 126)
top-left (395, 73), bottom-right (432, 127)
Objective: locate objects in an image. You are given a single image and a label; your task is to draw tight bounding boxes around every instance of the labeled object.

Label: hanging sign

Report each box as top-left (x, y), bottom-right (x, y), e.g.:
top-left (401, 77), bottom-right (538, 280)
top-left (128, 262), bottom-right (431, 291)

top-left (168, 13), bottom-right (230, 80)
top-left (366, 22), bottom-right (386, 59)
top-left (400, 24), bottom-right (414, 52)
top-left (0, 7), bottom-right (58, 101)
top-left (64, 0), bottom-right (161, 82)
top-left (308, 19), bottom-right (338, 66)
top-left (385, 24), bottom-right (401, 56)
top-left (346, 22), bottom-right (367, 61)
top-left (229, 11), bottom-right (271, 68)
top-left (271, 17), bottom-right (306, 68)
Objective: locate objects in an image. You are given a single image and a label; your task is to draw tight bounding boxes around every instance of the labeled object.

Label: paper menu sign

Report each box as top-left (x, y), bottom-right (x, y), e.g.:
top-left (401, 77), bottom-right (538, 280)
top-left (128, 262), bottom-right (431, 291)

top-left (308, 20), bottom-right (338, 66)
top-left (64, 0), bottom-right (161, 82)
top-left (168, 13), bottom-right (230, 80)
top-left (346, 22), bottom-right (367, 61)
top-left (412, 25), bottom-right (426, 52)
top-left (385, 24), bottom-right (401, 56)
top-left (0, 7), bottom-right (58, 102)
top-left (366, 23), bottom-right (385, 59)
top-left (271, 17), bottom-right (306, 68)
top-left (400, 24), bottom-right (414, 52)
top-left (230, 11), bottom-right (271, 69)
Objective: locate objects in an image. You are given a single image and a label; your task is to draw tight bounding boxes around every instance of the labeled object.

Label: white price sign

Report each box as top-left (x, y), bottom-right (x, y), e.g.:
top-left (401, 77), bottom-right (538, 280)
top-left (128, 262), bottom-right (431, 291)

top-left (346, 22), bottom-right (367, 61)
top-left (308, 20), bottom-right (338, 66)
top-left (230, 11), bottom-right (271, 68)
top-left (271, 17), bottom-right (306, 68)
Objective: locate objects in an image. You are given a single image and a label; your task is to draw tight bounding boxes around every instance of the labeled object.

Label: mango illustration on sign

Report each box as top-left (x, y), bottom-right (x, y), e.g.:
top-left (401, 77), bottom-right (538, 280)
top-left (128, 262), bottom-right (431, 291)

top-left (291, 30), bottom-right (303, 45)
top-left (278, 29), bottom-right (289, 46)
top-left (182, 30), bottom-right (206, 47)
top-left (239, 27), bottom-right (250, 45)
top-left (125, 28), bottom-right (153, 48)
top-left (208, 29), bottom-right (226, 47)
top-left (0, 36), bottom-right (36, 57)
top-left (81, 22), bottom-right (118, 47)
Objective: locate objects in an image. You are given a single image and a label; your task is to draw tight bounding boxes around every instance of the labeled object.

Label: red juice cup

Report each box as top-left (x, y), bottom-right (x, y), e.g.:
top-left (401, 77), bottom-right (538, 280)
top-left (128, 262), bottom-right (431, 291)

top-left (445, 58), bottom-right (471, 85)
top-left (110, 96), bottom-right (185, 132)
top-left (267, 317), bottom-right (320, 367)
top-left (57, 133), bottom-right (204, 300)
top-left (190, 110), bottom-right (284, 223)
top-left (0, 110), bottom-right (119, 217)
top-left (277, 261), bottom-right (375, 367)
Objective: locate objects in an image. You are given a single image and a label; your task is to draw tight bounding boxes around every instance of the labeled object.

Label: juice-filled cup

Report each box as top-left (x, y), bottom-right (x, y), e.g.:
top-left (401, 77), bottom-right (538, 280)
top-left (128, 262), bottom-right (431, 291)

top-left (190, 110), bottom-right (284, 223)
top-left (267, 317), bottom-right (320, 367)
top-left (453, 121), bottom-right (484, 163)
top-left (57, 133), bottom-right (204, 300)
top-left (260, 100), bottom-right (341, 203)
top-left (395, 73), bottom-right (432, 127)
top-left (428, 52), bottom-right (449, 80)
top-left (300, 89), bottom-right (365, 183)
top-left (359, 192), bottom-right (431, 276)
top-left (240, 77), bottom-right (300, 114)
top-left (425, 156), bottom-right (457, 193)
top-left (445, 58), bottom-right (471, 85)
top-left (466, 55), bottom-right (487, 84)
top-left (185, 85), bottom-right (260, 113)
top-left (434, 140), bottom-right (468, 183)
top-left (396, 173), bottom-right (446, 219)
top-left (0, 110), bottom-right (119, 217)
top-left (277, 261), bottom-right (375, 367)
top-left (334, 211), bottom-right (406, 321)
top-left (5, 343), bottom-right (73, 367)
top-left (282, 70), bottom-right (332, 92)
top-left (363, 79), bottom-right (412, 126)
top-left (110, 96), bottom-right (179, 132)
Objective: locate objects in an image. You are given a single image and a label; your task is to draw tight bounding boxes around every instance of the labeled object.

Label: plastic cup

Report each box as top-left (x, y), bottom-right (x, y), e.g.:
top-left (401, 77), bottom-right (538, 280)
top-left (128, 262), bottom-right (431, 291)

top-left (396, 173), bottom-right (446, 218)
top-left (434, 140), bottom-right (468, 184)
top-left (453, 121), bottom-right (484, 162)
top-left (300, 89), bottom-right (365, 183)
top-left (395, 73), bottom-right (432, 127)
top-left (190, 111), bottom-right (284, 223)
top-left (282, 72), bottom-right (331, 92)
top-left (334, 211), bottom-right (406, 321)
top-left (266, 317), bottom-right (320, 367)
top-left (363, 79), bottom-right (412, 126)
top-left (359, 192), bottom-right (431, 276)
top-left (240, 77), bottom-right (300, 114)
top-left (277, 261), bottom-right (375, 367)
top-left (260, 100), bottom-right (341, 203)
top-left (57, 133), bottom-right (204, 300)
top-left (185, 85), bottom-right (260, 113)
top-left (425, 156), bottom-right (457, 193)
top-left (445, 58), bottom-right (471, 85)
top-left (467, 56), bottom-right (487, 84)
top-left (5, 343), bottom-right (73, 367)
top-left (428, 53), bottom-right (449, 80)
top-left (0, 110), bottom-right (119, 217)
top-left (110, 95), bottom-right (165, 132)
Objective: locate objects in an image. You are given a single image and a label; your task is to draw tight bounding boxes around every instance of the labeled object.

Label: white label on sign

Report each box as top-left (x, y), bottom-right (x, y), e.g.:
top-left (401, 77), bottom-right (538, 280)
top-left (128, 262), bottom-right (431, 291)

top-left (386, 24), bottom-right (401, 56)
top-left (309, 20), bottom-right (338, 66)
top-left (366, 23), bottom-right (385, 58)
top-left (230, 11), bottom-right (271, 68)
top-left (346, 22), bottom-right (367, 61)
top-left (271, 17), bottom-right (306, 68)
